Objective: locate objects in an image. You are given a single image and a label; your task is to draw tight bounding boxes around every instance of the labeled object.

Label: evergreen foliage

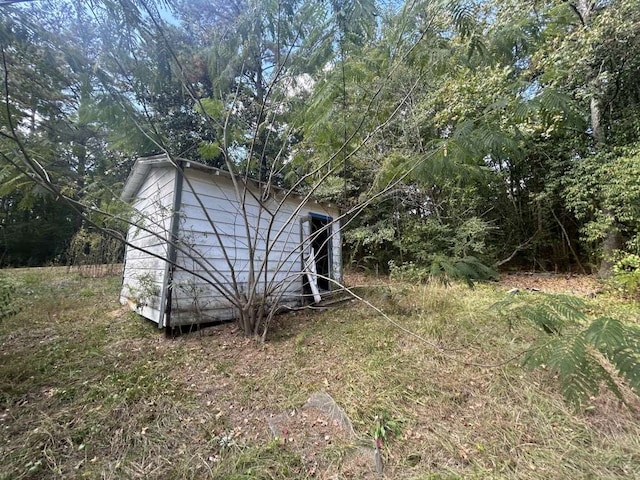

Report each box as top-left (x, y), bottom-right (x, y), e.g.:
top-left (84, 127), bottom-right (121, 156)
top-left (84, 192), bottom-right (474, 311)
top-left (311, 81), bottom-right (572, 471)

top-left (389, 255), bottom-right (498, 286)
top-left (2, 0), bottom-right (640, 272)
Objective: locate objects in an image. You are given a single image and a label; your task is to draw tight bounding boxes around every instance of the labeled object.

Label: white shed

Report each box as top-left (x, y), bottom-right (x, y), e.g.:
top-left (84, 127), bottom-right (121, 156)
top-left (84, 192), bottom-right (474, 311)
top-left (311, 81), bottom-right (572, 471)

top-left (119, 154), bottom-right (342, 329)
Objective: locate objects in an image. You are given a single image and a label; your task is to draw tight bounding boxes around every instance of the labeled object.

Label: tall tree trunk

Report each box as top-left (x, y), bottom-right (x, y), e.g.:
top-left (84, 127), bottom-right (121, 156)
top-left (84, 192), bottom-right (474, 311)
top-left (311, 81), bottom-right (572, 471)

top-left (571, 0), bottom-right (620, 275)
top-left (590, 95), bottom-right (604, 146)
top-left (592, 70), bottom-right (621, 276)
top-left (590, 86), bottom-right (619, 276)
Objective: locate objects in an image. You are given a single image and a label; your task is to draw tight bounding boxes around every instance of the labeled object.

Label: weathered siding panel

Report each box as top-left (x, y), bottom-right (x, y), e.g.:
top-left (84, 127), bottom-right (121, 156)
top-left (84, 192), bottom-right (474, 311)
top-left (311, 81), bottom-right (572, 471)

top-left (120, 166), bottom-right (176, 324)
top-left (167, 168), bottom-right (340, 325)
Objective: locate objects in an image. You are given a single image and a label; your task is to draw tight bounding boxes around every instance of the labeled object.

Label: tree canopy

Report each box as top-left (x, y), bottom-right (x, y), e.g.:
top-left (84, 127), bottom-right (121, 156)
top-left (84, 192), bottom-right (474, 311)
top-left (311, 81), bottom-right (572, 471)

top-left (1, 0), bottom-right (640, 275)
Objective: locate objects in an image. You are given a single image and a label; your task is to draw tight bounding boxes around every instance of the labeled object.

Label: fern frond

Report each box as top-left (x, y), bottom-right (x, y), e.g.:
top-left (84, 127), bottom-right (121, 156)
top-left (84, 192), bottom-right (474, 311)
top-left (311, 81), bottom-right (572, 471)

top-left (452, 119), bottom-right (476, 140)
top-left (536, 88), bottom-right (570, 112)
top-left (548, 295), bottom-right (587, 324)
top-left (609, 348), bottom-right (640, 393)
top-left (440, 257), bottom-right (458, 280)
top-left (493, 293), bottom-right (586, 333)
top-left (531, 304), bottom-right (564, 335)
top-left (523, 337), bottom-right (562, 369)
top-left (512, 99), bottom-right (535, 123)
top-left (586, 318), bottom-right (640, 393)
top-left (447, 0), bottom-right (475, 38)
top-left (559, 336), bottom-right (599, 405)
top-left (499, 293), bottom-right (640, 406)
top-left (584, 317), bottom-right (627, 353)
top-left (453, 259), bottom-right (479, 285)
top-left (530, 335), bottom-right (600, 406)
top-left (425, 255), bottom-right (497, 287)
top-left (471, 125), bottom-right (519, 156)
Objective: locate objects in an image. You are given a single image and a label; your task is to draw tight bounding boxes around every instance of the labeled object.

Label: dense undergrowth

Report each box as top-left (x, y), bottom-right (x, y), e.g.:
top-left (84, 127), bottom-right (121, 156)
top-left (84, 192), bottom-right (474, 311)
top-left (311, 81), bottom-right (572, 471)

top-left (1, 268), bottom-right (639, 479)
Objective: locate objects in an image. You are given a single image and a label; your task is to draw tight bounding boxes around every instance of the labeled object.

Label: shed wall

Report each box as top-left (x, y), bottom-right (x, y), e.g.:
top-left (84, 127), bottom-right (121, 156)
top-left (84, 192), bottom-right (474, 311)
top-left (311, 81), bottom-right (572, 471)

top-left (168, 168), bottom-right (341, 325)
top-left (120, 166), bottom-right (176, 323)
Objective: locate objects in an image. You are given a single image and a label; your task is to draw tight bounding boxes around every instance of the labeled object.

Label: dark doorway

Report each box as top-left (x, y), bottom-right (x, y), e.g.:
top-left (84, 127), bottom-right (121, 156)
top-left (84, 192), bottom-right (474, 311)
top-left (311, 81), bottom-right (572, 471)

top-left (310, 214), bottom-right (331, 290)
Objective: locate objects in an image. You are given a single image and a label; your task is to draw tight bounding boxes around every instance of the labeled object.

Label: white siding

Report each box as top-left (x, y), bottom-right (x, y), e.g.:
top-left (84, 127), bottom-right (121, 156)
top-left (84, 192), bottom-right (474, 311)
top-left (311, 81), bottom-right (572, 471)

top-left (120, 166), bottom-right (176, 324)
top-left (168, 168), bottom-right (341, 325)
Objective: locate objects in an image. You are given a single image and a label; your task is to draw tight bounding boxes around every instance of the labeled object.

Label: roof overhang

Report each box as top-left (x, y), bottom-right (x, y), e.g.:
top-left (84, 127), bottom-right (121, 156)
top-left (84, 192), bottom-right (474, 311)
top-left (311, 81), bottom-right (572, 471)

top-left (120, 155), bottom-right (173, 202)
top-left (120, 153), bottom-right (339, 212)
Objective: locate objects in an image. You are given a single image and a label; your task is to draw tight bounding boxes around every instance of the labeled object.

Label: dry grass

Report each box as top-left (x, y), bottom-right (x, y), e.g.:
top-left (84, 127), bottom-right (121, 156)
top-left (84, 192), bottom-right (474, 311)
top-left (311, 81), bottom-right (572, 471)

top-left (1, 267), bottom-right (639, 479)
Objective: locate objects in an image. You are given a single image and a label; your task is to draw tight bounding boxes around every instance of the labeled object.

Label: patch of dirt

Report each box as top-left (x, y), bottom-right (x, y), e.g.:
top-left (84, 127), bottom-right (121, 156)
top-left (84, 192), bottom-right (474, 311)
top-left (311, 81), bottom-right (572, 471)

top-left (162, 321), bottom-right (380, 478)
top-left (107, 305), bottom-right (131, 318)
top-left (498, 272), bottom-right (604, 297)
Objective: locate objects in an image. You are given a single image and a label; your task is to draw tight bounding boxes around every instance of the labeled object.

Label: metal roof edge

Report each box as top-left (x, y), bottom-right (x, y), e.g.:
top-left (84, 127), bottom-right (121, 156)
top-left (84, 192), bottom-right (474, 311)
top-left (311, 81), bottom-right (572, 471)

top-left (120, 155), bottom-right (172, 202)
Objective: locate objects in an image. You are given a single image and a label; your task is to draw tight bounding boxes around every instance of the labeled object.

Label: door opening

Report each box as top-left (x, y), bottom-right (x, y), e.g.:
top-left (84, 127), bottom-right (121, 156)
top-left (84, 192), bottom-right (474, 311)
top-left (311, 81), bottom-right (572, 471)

top-left (310, 214), bottom-right (331, 291)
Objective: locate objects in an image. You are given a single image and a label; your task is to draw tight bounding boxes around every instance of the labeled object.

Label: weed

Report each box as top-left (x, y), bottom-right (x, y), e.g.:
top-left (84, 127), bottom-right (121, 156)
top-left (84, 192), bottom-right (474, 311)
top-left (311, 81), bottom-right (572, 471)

top-left (371, 410), bottom-right (403, 447)
top-left (0, 274), bottom-right (21, 320)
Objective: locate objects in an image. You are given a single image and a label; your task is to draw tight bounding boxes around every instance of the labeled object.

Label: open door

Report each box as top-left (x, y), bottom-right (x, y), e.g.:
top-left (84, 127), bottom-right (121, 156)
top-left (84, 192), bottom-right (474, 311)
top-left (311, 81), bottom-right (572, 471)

top-left (301, 213), bottom-right (333, 302)
top-left (301, 217), bottom-right (321, 303)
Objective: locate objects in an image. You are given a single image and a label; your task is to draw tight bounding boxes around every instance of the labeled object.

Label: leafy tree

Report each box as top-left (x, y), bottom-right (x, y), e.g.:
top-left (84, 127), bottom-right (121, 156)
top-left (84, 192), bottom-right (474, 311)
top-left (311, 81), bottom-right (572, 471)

top-left (0, 4), bottom-right (82, 264)
top-left (532, 0), bottom-right (640, 272)
top-left (565, 144), bottom-right (640, 261)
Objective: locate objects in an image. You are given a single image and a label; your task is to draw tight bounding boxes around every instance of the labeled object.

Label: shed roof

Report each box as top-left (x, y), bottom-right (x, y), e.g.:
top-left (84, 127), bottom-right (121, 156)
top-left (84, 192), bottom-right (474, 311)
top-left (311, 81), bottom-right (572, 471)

top-left (120, 154), bottom-right (337, 210)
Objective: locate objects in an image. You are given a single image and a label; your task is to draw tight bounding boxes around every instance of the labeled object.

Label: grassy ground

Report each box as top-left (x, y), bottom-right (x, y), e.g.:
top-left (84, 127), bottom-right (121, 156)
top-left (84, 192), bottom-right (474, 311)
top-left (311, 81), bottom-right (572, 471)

top-left (1, 268), bottom-right (639, 479)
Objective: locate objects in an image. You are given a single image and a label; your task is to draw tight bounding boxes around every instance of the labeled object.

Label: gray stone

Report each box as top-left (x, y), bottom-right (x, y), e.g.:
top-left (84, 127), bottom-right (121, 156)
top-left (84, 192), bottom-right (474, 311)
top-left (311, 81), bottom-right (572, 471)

top-left (302, 391), bottom-right (356, 439)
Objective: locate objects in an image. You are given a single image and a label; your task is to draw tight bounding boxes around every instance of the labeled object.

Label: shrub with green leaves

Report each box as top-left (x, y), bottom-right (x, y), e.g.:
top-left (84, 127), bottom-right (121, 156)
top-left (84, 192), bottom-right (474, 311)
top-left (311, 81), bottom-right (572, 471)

top-left (495, 293), bottom-right (640, 407)
top-left (564, 145), bottom-right (640, 264)
top-left (612, 253), bottom-right (640, 297)
top-left (389, 255), bottom-right (498, 286)
top-left (67, 228), bottom-right (124, 267)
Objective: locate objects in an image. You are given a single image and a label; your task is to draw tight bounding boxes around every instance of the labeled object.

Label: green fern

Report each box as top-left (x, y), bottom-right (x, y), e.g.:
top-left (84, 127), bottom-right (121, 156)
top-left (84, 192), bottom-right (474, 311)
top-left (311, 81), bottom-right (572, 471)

top-left (495, 294), bottom-right (640, 407)
top-left (494, 293), bottom-right (586, 333)
top-left (585, 318), bottom-right (640, 393)
top-left (430, 255), bottom-right (498, 286)
top-left (447, 0), bottom-right (476, 38)
top-left (388, 256), bottom-right (497, 286)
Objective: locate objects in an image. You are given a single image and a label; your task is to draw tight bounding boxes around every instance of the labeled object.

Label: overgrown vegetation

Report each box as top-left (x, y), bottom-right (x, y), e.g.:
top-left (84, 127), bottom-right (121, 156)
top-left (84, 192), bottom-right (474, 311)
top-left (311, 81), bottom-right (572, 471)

top-left (612, 253), bottom-right (640, 298)
top-left (2, 0), bottom-right (640, 338)
top-left (1, 268), bottom-right (639, 479)
top-left (0, 273), bottom-right (19, 320)
top-left (389, 255), bottom-right (498, 286)
top-left (2, 1), bottom-right (640, 474)
top-left (2, 0), bottom-right (640, 280)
